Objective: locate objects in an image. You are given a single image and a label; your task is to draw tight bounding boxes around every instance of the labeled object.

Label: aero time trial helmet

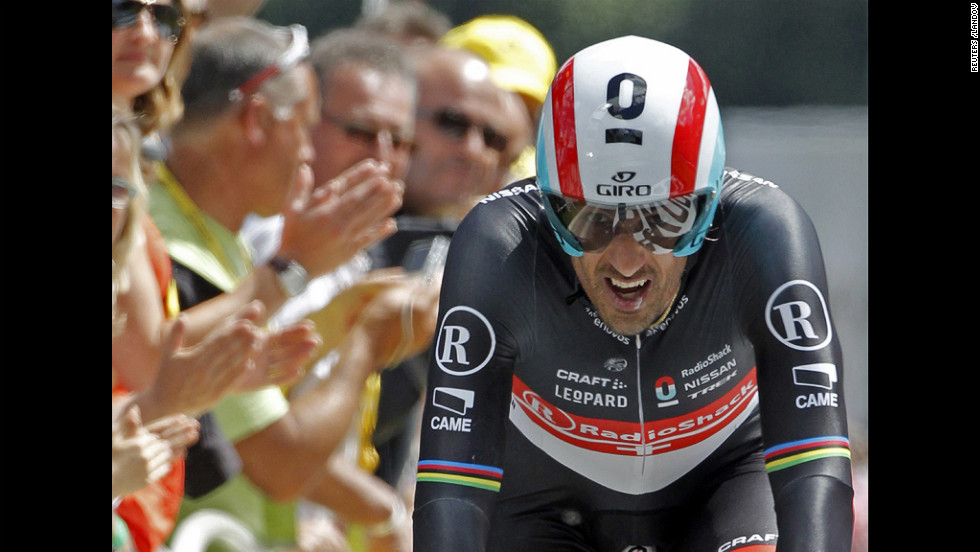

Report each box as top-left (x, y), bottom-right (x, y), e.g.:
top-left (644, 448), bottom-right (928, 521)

top-left (536, 35), bottom-right (726, 257)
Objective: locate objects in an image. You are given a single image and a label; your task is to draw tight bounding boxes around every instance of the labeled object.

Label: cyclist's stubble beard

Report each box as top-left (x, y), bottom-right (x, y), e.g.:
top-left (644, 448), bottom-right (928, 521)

top-left (570, 236), bottom-right (688, 336)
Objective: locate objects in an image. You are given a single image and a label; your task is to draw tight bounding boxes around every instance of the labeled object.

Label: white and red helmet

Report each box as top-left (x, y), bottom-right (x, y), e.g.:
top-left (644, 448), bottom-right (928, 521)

top-left (536, 35), bottom-right (726, 257)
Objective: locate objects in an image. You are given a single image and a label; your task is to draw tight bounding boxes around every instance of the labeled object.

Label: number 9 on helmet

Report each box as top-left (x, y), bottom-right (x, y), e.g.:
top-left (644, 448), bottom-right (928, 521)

top-left (535, 35), bottom-right (726, 257)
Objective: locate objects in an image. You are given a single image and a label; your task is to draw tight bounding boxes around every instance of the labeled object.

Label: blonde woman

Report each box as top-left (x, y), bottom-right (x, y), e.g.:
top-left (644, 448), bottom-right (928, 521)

top-left (111, 0), bottom-right (191, 134)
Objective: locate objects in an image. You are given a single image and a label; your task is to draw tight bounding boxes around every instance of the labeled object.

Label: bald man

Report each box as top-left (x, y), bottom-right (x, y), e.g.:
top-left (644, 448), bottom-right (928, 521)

top-left (401, 46), bottom-right (507, 219)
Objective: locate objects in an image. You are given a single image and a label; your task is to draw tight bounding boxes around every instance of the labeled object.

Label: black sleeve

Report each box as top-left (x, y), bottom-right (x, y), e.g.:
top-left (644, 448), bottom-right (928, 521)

top-left (412, 198), bottom-right (531, 552)
top-left (413, 498), bottom-right (491, 552)
top-left (771, 475), bottom-right (855, 552)
top-left (721, 174), bottom-right (854, 550)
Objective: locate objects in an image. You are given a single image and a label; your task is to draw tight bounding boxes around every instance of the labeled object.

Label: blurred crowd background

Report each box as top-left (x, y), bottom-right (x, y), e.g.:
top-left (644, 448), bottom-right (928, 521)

top-left (259, 0), bottom-right (870, 435)
top-left (260, 0), bottom-right (869, 107)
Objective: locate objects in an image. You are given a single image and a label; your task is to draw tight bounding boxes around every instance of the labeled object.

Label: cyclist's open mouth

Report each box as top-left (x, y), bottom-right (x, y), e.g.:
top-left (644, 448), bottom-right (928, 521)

top-left (605, 277), bottom-right (650, 310)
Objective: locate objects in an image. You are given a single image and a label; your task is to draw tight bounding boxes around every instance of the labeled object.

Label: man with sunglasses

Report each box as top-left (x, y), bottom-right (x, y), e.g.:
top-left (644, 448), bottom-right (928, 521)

top-left (399, 45), bottom-right (508, 221)
top-left (413, 36), bottom-right (854, 552)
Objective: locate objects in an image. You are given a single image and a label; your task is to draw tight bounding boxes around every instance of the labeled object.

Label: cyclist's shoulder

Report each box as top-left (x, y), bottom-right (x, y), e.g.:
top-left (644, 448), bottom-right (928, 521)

top-left (719, 167), bottom-right (810, 223)
top-left (470, 177), bottom-right (546, 213)
top-left (457, 177), bottom-right (547, 236)
top-left (713, 168), bottom-right (824, 269)
top-left (720, 168), bottom-right (783, 202)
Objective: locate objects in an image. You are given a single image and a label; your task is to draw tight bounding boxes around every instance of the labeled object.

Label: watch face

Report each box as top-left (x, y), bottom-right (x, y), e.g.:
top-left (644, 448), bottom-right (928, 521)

top-left (276, 261), bottom-right (309, 297)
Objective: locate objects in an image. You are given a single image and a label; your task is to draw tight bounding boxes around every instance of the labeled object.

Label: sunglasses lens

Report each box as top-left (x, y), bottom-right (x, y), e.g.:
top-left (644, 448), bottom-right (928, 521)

top-left (551, 198), bottom-right (615, 252)
top-left (433, 110), bottom-right (507, 152)
top-left (482, 128), bottom-right (508, 152)
top-left (111, 0), bottom-right (142, 28)
top-left (434, 111), bottom-right (469, 138)
top-left (150, 4), bottom-right (182, 40)
top-left (111, 0), bottom-right (182, 40)
top-left (547, 194), bottom-right (702, 254)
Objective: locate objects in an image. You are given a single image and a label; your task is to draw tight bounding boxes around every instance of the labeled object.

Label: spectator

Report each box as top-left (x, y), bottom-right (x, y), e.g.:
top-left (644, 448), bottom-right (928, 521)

top-left (308, 29), bottom-right (418, 205)
top-left (440, 14), bottom-right (558, 186)
top-left (398, 45), bottom-right (506, 222)
top-left (112, 397), bottom-right (199, 552)
top-left (112, 396), bottom-right (201, 503)
top-left (115, 106), bottom-right (296, 422)
top-left (113, 0), bottom-right (279, 134)
top-left (440, 15), bottom-right (556, 122)
top-left (112, 0), bottom-right (191, 135)
top-left (112, 100), bottom-right (191, 552)
top-left (354, 0), bottom-right (452, 48)
top-left (114, 106), bottom-right (200, 552)
top-left (238, 26), bottom-right (427, 552)
top-left (487, 85), bottom-right (534, 191)
top-left (152, 17), bottom-right (430, 550)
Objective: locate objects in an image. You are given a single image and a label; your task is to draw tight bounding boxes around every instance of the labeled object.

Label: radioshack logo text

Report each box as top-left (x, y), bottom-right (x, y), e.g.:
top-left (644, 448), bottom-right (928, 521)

top-left (435, 306), bottom-right (496, 376)
top-left (765, 280), bottom-right (832, 351)
top-left (511, 369), bottom-right (759, 456)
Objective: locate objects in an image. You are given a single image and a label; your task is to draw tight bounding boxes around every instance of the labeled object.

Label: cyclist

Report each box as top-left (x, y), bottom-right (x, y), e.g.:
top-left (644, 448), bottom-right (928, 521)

top-left (412, 35), bottom-right (854, 551)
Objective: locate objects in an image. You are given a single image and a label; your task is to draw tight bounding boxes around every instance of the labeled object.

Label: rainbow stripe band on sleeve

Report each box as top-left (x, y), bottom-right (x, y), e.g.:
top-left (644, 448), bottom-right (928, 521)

top-left (764, 436), bottom-right (851, 473)
top-left (417, 460), bottom-right (503, 492)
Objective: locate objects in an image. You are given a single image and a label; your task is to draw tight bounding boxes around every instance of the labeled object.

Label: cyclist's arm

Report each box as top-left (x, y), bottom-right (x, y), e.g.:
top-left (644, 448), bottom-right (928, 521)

top-left (725, 175), bottom-right (854, 551)
top-left (412, 202), bottom-right (526, 552)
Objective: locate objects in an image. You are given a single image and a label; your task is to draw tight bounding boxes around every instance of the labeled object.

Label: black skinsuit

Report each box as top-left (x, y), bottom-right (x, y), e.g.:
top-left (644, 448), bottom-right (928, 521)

top-left (413, 170), bottom-right (854, 552)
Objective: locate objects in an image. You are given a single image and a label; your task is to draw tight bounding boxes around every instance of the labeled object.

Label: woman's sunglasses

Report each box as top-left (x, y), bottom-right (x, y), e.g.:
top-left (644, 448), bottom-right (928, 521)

top-left (112, 0), bottom-right (185, 43)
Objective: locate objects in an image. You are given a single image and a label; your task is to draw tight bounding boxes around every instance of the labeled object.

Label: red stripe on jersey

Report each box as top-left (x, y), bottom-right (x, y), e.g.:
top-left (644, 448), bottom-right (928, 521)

top-left (551, 59), bottom-right (584, 201)
top-left (511, 368), bottom-right (758, 457)
top-left (670, 58), bottom-right (710, 197)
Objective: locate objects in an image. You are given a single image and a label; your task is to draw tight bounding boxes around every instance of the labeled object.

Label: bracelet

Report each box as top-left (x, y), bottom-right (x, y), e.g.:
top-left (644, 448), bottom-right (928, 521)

top-left (363, 499), bottom-right (406, 538)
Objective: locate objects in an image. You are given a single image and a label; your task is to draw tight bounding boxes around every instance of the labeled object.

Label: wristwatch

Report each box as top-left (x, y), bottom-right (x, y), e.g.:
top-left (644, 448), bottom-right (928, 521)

top-left (269, 256), bottom-right (309, 298)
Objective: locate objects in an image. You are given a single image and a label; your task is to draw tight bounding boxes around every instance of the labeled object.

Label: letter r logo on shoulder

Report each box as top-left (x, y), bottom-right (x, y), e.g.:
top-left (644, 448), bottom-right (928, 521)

top-left (765, 280), bottom-right (833, 351)
top-left (436, 306), bottom-right (496, 376)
